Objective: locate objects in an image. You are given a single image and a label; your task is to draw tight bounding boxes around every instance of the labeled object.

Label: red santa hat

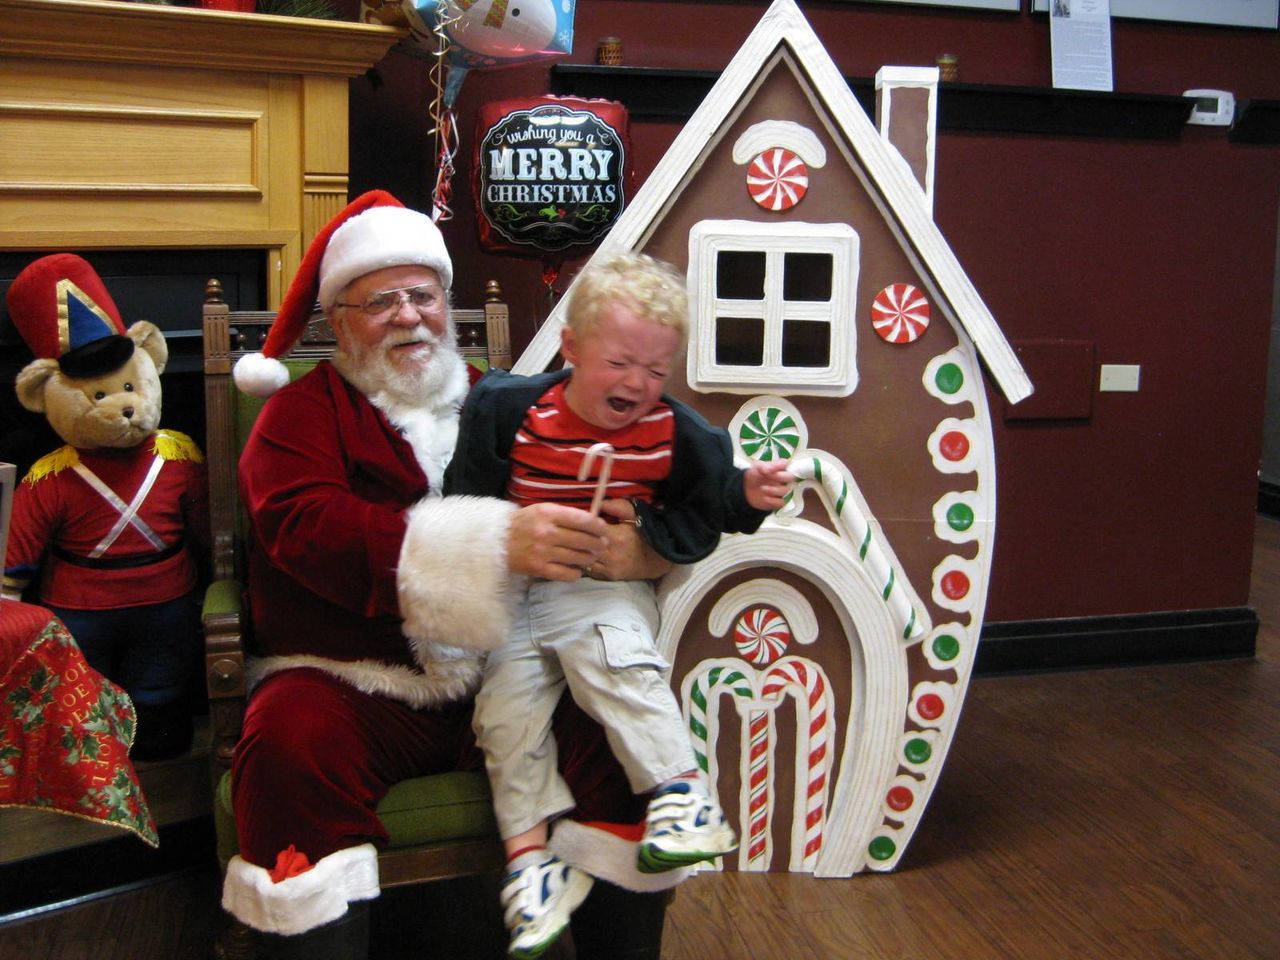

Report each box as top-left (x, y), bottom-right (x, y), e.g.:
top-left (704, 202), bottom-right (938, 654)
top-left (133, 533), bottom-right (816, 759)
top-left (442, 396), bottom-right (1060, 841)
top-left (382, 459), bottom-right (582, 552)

top-left (233, 189), bottom-right (454, 397)
top-left (6, 253), bottom-right (135, 378)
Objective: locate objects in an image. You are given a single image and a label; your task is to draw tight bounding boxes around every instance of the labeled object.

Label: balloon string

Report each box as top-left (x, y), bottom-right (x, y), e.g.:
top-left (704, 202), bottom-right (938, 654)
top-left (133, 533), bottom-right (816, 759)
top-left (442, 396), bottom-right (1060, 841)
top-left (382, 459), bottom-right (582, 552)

top-left (428, 4), bottom-right (461, 223)
top-left (542, 261), bottom-right (560, 322)
top-left (431, 109), bottom-right (459, 224)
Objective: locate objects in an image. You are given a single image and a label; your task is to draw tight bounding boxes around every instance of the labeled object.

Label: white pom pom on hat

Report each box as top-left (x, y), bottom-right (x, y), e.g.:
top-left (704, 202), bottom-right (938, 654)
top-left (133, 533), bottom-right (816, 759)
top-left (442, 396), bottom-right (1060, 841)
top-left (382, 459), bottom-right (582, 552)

top-left (232, 190), bottom-right (453, 398)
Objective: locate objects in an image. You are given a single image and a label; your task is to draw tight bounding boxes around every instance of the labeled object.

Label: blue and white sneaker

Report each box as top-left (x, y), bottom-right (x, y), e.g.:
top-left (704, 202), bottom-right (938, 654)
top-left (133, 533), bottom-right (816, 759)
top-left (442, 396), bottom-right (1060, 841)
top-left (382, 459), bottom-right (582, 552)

top-left (500, 852), bottom-right (594, 959)
top-left (637, 780), bottom-right (738, 873)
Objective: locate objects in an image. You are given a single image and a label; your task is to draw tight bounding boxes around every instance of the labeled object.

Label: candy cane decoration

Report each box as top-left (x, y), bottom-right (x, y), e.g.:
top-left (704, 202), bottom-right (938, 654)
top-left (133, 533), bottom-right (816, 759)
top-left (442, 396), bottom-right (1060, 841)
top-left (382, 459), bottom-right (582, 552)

top-left (760, 656), bottom-right (834, 872)
top-left (741, 705), bottom-right (773, 870)
top-left (787, 454), bottom-right (924, 641)
top-left (683, 661), bottom-right (763, 871)
top-left (577, 442), bottom-right (615, 517)
top-left (684, 662), bottom-right (753, 777)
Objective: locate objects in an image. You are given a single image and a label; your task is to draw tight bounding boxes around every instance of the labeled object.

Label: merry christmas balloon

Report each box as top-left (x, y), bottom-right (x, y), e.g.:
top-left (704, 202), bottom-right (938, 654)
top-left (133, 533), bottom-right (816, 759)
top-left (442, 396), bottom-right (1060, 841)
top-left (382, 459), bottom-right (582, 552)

top-left (473, 95), bottom-right (632, 256)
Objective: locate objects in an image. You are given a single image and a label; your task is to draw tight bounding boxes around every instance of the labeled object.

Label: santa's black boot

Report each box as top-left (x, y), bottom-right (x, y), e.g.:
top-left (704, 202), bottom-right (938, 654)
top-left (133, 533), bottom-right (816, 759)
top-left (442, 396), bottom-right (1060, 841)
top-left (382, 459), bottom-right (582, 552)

top-left (258, 901), bottom-right (371, 960)
top-left (569, 880), bottom-right (669, 960)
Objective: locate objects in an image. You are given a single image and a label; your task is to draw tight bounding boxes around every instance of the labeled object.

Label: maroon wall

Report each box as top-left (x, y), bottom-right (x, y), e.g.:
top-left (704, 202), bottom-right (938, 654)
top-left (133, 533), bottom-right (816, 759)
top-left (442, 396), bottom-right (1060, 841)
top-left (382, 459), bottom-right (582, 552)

top-left (346, 0), bottom-right (1280, 624)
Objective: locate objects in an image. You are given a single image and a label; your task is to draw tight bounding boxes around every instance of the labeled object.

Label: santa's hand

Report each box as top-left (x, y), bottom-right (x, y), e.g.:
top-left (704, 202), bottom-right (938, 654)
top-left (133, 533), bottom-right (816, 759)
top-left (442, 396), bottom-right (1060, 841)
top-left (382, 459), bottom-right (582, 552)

top-left (508, 502), bottom-right (608, 581)
top-left (594, 498), bottom-right (672, 582)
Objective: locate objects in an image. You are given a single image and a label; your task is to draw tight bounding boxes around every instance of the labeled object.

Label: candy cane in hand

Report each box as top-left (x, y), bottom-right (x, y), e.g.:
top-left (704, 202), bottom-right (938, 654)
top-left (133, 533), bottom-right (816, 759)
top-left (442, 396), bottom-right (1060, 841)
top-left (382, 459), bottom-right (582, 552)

top-left (577, 442), bottom-right (616, 517)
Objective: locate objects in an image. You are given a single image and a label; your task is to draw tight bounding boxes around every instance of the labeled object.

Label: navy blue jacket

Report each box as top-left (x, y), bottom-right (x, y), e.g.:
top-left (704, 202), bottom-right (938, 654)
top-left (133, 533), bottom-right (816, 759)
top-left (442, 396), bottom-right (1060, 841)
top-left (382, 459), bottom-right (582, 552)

top-left (444, 368), bottom-right (769, 563)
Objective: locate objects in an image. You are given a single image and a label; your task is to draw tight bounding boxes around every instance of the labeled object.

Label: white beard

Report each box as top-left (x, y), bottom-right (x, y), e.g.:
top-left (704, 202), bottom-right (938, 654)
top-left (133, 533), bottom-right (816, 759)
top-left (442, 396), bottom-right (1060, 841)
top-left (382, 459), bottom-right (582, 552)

top-left (332, 322), bottom-right (471, 492)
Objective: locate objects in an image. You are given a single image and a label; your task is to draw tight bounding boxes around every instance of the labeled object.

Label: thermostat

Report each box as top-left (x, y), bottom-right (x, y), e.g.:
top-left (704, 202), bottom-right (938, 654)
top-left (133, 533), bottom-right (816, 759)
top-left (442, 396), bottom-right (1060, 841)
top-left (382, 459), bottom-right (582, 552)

top-left (1183, 89), bottom-right (1235, 127)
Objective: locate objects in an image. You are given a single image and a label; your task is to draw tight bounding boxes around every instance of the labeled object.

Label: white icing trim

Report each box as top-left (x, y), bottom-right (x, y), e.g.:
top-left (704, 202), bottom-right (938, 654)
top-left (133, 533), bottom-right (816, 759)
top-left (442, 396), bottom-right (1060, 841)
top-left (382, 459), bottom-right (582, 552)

top-left (707, 580), bottom-right (819, 647)
top-left (732, 120), bottom-right (828, 167)
top-left (875, 66), bottom-right (940, 213)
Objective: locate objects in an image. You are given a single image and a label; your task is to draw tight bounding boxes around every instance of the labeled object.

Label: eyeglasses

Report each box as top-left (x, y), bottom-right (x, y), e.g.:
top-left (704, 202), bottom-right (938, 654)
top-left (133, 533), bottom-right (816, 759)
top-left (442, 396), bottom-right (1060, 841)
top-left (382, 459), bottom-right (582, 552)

top-left (335, 283), bottom-right (446, 320)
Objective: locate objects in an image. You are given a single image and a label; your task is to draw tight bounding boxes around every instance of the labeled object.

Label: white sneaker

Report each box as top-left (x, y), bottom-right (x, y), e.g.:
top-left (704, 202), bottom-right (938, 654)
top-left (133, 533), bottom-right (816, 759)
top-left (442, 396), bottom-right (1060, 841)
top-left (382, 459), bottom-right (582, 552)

top-left (638, 780), bottom-right (738, 873)
top-left (500, 852), bottom-right (594, 959)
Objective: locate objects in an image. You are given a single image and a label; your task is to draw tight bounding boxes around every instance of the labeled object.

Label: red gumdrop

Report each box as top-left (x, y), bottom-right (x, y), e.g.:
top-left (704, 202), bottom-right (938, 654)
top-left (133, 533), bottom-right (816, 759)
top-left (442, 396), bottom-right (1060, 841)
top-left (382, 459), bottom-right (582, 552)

top-left (941, 570), bottom-right (970, 599)
top-left (939, 430), bottom-right (970, 461)
top-left (916, 692), bottom-right (945, 720)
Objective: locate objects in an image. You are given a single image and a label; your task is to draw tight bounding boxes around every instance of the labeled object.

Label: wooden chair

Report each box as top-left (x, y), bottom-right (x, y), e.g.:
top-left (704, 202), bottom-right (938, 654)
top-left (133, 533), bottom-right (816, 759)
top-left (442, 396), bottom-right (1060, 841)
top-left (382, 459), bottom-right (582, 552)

top-left (200, 279), bottom-right (514, 955)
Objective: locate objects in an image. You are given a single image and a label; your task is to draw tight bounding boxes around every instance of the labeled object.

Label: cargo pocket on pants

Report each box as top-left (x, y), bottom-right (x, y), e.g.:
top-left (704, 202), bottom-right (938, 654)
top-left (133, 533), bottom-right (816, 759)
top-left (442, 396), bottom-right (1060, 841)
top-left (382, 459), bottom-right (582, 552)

top-left (597, 621), bottom-right (669, 673)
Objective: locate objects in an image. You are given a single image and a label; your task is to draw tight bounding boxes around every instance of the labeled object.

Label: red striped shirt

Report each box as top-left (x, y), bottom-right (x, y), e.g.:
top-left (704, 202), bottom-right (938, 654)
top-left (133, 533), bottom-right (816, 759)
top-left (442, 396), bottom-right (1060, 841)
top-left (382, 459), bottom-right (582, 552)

top-left (507, 380), bottom-right (674, 509)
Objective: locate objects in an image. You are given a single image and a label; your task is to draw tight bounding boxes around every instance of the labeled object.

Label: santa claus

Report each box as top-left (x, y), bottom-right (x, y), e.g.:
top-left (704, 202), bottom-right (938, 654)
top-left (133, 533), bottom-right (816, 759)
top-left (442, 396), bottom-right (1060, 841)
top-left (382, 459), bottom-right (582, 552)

top-left (222, 191), bottom-right (675, 958)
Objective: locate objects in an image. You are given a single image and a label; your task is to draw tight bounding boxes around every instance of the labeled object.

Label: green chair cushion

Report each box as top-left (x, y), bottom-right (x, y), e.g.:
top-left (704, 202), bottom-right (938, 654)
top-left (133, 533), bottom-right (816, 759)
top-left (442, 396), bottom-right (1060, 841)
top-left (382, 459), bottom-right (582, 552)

top-left (202, 577), bottom-right (244, 619)
top-left (214, 767), bottom-right (497, 867)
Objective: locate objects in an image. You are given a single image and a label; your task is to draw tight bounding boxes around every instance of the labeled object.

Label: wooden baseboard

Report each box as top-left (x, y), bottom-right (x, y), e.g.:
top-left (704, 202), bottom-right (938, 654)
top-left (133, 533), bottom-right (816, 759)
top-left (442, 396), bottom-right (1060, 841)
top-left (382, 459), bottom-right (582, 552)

top-left (1260, 480), bottom-right (1280, 520)
top-left (978, 606), bottom-right (1258, 675)
top-left (0, 816), bottom-right (215, 925)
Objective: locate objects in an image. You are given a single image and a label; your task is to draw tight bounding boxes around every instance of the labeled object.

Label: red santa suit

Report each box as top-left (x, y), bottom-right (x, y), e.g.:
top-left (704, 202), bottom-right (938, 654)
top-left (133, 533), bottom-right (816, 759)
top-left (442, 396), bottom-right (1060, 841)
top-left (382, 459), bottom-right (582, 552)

top-left (221, 190), bottom-right (677, 947)
top-left (224, 358), bottom-right (671, 936)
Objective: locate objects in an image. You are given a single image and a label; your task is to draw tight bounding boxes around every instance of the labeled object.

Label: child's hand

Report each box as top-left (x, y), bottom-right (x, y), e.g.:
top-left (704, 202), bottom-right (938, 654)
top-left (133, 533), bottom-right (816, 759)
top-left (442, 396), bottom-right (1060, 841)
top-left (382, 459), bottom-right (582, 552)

top-left (744, 459), bottom-right (795, 511)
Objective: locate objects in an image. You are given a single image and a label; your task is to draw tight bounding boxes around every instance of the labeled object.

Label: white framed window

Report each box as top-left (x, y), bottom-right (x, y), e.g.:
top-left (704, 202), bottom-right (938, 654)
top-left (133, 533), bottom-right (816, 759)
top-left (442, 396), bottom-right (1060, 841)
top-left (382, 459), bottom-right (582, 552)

top-left (687, 220), bottom-right (859, 396)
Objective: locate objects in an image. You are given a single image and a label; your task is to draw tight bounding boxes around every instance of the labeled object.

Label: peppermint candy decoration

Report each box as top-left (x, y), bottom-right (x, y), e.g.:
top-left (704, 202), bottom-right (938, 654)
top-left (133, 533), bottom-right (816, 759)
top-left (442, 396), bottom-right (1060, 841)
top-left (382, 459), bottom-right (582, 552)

top-left (734, 606), bottom-right (791, 665)
top-left (739, 407), bottom-right (800, 461)
top-left (871, 283), bottom-right (931, 344)
top-left (747, 148), bottom-right (809, 212)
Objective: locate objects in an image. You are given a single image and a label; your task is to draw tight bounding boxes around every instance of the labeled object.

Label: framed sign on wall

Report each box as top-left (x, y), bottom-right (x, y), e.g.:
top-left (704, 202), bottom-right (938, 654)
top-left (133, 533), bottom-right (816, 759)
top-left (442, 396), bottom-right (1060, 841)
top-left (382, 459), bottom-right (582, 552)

top-left (861, 0), bottom-right (1021, 10)
top-left (1032, 0), bottom-right (1279, 28)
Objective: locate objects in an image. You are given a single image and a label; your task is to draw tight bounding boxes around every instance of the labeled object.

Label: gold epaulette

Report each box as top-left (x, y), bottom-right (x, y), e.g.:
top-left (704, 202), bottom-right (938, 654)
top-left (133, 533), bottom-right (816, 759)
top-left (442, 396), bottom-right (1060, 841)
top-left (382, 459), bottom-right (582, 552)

top-left (152, 429), bottom-right (205, 464)
top-left (23, 446), bottom-right (80, 485)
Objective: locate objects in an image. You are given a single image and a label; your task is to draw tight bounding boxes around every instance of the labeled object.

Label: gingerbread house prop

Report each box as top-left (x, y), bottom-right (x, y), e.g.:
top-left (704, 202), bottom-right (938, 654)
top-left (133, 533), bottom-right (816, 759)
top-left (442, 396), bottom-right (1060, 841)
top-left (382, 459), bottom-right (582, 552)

top-left (516, 0), bottom-right (1032, 875)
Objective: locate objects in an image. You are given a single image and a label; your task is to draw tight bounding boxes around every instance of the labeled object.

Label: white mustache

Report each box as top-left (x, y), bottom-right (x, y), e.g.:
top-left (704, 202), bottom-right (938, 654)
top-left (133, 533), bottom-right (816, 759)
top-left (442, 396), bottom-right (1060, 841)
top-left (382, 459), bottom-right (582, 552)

top-left (385, 325), bottom-right (449, 350)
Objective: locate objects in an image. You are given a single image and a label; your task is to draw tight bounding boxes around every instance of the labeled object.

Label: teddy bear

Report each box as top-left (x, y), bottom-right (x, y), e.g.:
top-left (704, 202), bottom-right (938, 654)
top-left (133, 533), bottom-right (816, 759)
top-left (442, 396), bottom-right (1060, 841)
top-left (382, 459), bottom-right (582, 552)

top-left (2, 254), bottom-right (209, 761)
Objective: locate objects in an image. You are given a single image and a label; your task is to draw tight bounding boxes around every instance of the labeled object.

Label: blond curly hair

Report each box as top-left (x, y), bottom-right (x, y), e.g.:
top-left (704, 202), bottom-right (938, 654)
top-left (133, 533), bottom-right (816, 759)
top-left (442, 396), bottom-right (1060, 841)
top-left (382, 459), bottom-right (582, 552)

top-left (566, 253), bottom-right (689, 348)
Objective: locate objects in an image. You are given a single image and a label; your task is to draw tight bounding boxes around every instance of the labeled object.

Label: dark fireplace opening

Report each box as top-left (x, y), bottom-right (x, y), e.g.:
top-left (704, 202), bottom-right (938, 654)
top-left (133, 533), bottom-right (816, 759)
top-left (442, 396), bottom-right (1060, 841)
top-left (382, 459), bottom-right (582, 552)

top-left (1, 249), bottom-right (266, 475)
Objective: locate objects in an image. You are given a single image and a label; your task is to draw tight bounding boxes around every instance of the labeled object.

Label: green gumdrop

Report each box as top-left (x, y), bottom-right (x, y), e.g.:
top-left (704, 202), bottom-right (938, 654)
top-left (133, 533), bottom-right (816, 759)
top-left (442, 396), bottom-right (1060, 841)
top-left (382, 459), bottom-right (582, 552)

top-left (935, 362), bottom-right (964, 395)
top-left (904, 737), bottom-right (932, 764)
top-left (932, 634), bottom-right (960, 662)
top-left (868, 836), bottom-right (897, 861)
top-left (946, 502), bottom-right (974, 531)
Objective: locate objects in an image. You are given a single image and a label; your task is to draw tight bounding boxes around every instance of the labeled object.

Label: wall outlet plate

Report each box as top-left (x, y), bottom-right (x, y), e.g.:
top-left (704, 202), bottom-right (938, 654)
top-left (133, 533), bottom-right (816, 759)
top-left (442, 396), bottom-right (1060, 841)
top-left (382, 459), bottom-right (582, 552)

top-left (1099, 364), bottom-right (1141, 392)
top-left (1184, 89), bottom-right (1235, 127)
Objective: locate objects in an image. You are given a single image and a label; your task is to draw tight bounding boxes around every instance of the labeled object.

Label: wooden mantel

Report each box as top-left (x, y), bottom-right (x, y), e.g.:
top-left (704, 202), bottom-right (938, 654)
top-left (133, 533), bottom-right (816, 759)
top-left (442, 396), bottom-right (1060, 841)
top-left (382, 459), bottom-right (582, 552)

top-left (0, 0), bottom-right (405, 303)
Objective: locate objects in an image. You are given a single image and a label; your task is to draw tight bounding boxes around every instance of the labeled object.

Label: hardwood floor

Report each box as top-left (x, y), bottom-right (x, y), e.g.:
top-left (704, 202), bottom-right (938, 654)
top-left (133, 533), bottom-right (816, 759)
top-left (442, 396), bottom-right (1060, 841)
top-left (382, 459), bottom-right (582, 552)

top-left (4, 516), bottom-right (1278, 960)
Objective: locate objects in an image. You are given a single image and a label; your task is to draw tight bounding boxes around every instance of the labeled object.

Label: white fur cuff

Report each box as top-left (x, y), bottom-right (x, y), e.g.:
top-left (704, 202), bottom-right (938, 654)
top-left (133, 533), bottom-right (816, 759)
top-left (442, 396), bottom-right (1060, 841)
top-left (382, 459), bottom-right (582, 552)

top-left (398, 495), bottom-right (517, 653)
top-left (222, 844), bottom-right (380, 935)
top-left (549, 820), bottom-right (691, 893)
